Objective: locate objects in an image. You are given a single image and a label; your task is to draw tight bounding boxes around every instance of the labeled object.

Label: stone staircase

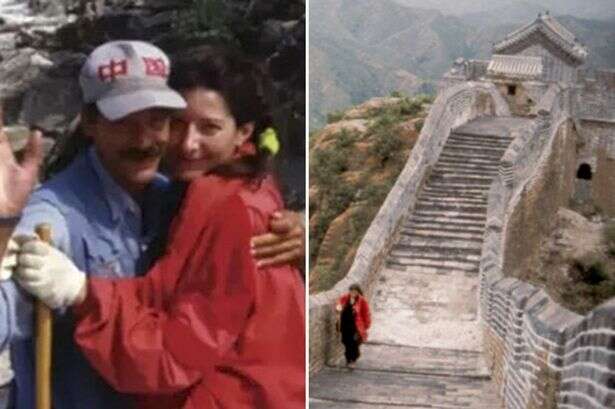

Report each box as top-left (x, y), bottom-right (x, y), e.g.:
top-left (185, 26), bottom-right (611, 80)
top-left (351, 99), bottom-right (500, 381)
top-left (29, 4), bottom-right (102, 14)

top-left (310, 116), bottom-right (532, 408)
top-left (387, 118), bottom-right (522, 277)
top-left (310, 343), bottom-right (500, 408)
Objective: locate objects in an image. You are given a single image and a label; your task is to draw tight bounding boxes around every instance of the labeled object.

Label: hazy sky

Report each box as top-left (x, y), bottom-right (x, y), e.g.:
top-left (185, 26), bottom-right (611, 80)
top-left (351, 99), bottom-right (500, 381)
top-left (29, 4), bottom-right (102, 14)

top-left (392, 0), bottom-right (615, 20)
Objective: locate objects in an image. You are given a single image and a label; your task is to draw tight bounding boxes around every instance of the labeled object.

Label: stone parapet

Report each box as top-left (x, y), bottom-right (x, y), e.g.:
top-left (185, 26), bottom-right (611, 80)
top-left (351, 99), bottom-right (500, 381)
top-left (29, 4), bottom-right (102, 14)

top-left (482, 278), bottom-right (615, 408)
top-left (310, 81), bottom-right (511, 374)
top-left (480, 85), bottom-right (615, 408)
top-left (500, 84), bottom-right (567, 192)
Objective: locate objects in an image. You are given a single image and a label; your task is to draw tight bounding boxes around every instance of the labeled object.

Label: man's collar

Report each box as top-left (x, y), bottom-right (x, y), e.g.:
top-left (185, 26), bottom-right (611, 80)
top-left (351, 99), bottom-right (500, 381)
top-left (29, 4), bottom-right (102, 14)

top-left (87, 146), bottom-right (142, 222)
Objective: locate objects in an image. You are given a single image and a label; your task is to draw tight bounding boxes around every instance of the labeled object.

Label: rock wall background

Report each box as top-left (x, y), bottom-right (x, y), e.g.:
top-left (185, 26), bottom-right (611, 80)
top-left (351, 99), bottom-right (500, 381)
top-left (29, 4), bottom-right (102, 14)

top-left (0, 0), bottom-right (305, 208)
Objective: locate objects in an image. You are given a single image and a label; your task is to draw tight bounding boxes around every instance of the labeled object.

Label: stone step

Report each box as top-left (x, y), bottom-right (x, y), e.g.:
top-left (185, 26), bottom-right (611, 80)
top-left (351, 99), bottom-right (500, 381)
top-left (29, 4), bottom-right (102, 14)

top-left (444, 141), bottom-right (508, 154)
top-left (404, 217), bottom-right (485, 230)
top-left (452, 125), bottom-right (510, 134)
top-left (414, 202), bottom-right (488, 214)
top-left (420, 194), bottom-right (489, 202)
top-left (390, 235), bottom-right (482, 249)
top-left (430, 165), bottom-right (499, 176)
top-left (434, 161), bottom-right (500, 170)
top-left (452, 130), bottom-right (514, 141)
top-left (449, 132), bottom-right (512, 141)
top-left (432, 166), bottom-right (499, 177)
top-left (400, 226), bottom-right (484, 240)
top-left (437, 156), bottom-right (502, 165)
top-left (452, 129), bottom-right (515, 140)
top-left (435, 163), bottom-right (500, 174)
top-left (424, 179), bottom-right (492, 188)
top-left (445, 134), bottom-right (511, 150)
top-left (435, 165), bottom-right (501, 176)
top-left (419, 191), bottom-right (490, 200)
top-left (454, 115), bottom-right (530, 136)
top-left (422, 183), bottom-right (490, 193)
top-left (388, 252), bottom-right (480, 266)
top-left (447, 135), bottom-right (511, 144)
top-left (401, 221), bottom-right (485, 233)
top-left (347, 343), bottom-right (490, 377)
top-left (417, 195), bottom-right (487, 205)
top-left (416, 197), bottom-right (488, 208)
top-left (449, 131), bottom-right (514, 141)
top-left (422, 190), bottom-right (489, 200)
top-left (403, 224), bottom-right (484, 236)
top-left (421, 188), bottom-right (489, 200)
top-left (396, 234), bottom-right (483, 249)
top-left (412, 210), bottom-right (487, 222)
top-left (419, 194), bottom-right (487, 203)
top-left (447, 136), bottom-right (512, 149)
top-left (390, 248), bottom-right (481, 264)
top-left (439, 153), bottom-right (504, 164)
top-left (433, 165), bottom-right (499, 175)
top-left (430, 173), bottom-right (496, 184)
top-left (426, 180), bottom-right (492, 191)
top-left (386, 260), bottom-right (479, 275)
top-left (311, 366), bottom-right (500, 408)
top-left (439, 153), bottom-right (503, 165)
top-left (420, 189), bottom-right (489, 198)
top-left (440, 147), bottom-right (505, 160)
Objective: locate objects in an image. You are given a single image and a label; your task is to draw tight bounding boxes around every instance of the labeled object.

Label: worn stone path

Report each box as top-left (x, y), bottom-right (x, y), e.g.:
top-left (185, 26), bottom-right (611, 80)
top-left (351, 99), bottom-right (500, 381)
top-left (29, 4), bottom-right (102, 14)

top-left (311, 343), bottom-right (499, 408)
top-left (311, 116), bottom-right (532, 408)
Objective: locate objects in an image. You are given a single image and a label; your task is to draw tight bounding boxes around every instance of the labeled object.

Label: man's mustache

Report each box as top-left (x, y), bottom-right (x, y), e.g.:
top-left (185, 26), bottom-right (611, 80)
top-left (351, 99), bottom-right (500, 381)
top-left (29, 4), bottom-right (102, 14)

top-left (120, 145), bottom-right (166, 161)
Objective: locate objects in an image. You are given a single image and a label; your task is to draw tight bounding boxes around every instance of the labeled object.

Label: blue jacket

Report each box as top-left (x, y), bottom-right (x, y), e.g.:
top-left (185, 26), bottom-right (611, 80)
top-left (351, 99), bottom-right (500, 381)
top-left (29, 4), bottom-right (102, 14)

top-left (3, 147), bottom-right (171, 409)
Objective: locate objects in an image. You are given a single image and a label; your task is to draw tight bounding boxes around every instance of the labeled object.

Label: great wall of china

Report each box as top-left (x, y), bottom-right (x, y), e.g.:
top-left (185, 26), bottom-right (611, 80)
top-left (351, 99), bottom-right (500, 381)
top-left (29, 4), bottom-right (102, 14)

top-left (310, 13), bottom-right (615, 409)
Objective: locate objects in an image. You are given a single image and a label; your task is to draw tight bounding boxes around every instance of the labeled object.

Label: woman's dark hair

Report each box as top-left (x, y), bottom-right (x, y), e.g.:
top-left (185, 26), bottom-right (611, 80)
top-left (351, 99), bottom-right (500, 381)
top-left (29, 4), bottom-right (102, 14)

top-left (169, 45), bottom-right (275, 179)
top-left (349, 284), bottom-right (363, 296)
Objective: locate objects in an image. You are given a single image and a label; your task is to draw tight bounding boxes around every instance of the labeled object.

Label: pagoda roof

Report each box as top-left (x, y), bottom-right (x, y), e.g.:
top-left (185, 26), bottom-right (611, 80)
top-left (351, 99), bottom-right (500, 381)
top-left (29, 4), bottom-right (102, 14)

top-left (493, 13), bottom-right (587, 64)
top-left (487, 54), bottom-right (543, 80)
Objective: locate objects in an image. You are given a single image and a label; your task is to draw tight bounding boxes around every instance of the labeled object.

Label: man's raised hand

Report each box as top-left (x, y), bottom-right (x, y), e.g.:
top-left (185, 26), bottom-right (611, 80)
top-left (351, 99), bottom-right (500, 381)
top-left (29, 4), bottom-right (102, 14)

top-left (0, 106), bottom-right (44, 217)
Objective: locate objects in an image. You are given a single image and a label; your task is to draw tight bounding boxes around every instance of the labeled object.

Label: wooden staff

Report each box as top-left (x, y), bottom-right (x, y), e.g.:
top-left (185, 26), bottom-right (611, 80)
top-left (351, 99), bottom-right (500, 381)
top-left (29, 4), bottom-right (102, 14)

top-left (34, 223), bottom-right (52, 409)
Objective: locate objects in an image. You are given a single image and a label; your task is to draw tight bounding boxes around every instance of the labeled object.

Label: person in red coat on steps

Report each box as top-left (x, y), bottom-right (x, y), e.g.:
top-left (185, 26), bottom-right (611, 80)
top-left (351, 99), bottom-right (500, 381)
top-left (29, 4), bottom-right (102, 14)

top-left (336, 284), bottom-right (371, 368)
top-left (15, 46), bottom-right (305, 409)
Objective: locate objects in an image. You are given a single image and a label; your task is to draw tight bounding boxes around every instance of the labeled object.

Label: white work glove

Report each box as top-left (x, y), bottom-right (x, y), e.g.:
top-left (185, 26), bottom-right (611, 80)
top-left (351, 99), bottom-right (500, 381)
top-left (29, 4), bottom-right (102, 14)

top-left (0, 238), bottom-right (19, 280)
top-left (15, 240), bottom-right (86, 309)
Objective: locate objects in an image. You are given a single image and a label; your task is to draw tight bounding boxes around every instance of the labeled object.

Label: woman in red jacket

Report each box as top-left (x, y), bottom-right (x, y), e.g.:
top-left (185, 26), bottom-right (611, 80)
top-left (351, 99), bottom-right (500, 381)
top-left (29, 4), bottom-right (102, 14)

top-left (16, 46), bottom-right (305, 408)
top-left (336, 284), bottom-right (371, 368)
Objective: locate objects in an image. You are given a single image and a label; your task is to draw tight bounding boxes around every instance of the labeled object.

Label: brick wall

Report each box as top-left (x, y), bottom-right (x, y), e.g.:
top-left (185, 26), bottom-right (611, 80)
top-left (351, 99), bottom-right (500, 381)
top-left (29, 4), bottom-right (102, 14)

top-left (502, 119), bottom-right (576, 276)
top-left (482, 280), bottom-right (615, 409)
top-left (575, 121), bottom-right (615, 217)
top-left (575, 69), bottom-right (615, 123)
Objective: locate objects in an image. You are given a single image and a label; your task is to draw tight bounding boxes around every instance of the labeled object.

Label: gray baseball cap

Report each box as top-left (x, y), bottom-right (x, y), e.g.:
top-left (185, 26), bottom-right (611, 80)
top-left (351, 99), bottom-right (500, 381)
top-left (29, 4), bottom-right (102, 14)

top-left (79, 40), bottom-right (186, 121)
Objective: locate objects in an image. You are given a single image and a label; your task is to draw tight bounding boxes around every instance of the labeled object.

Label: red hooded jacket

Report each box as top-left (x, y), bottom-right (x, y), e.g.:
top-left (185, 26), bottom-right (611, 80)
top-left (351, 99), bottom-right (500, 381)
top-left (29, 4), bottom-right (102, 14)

top-left (72, 175), bottom-right (305, 409)
top-left (336, 294), bottom-right (371, 341)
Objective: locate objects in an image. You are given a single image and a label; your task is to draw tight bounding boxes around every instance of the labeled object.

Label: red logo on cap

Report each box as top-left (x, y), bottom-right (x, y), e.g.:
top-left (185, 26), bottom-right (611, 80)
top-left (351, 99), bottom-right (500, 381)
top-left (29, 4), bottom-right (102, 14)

top-left (98, 59), bottom-right (128, 82)
top-left (143, 57), bottom-right (168, 78)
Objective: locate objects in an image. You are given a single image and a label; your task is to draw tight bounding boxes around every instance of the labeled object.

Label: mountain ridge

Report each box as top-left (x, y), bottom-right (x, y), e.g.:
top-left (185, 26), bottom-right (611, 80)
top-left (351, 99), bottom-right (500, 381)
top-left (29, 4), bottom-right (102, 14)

top-left (310, 0), bottom-right (615, 129)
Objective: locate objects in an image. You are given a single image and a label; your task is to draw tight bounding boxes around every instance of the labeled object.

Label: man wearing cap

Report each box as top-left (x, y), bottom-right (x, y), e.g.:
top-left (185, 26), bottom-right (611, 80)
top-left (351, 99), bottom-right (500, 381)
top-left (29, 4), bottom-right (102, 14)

top-left (2, 40), bottom-right (188, 409)
top-left (0, 40), bottom-right (303, 408)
